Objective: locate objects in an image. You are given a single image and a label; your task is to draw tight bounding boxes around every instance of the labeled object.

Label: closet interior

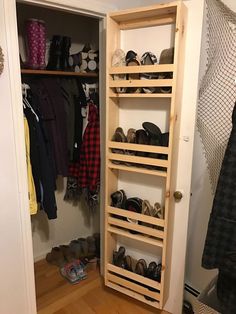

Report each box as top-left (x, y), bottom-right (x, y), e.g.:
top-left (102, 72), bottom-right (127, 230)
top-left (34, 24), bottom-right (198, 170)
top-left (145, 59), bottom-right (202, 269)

top-left (16, 1), bottom-right (101, 288)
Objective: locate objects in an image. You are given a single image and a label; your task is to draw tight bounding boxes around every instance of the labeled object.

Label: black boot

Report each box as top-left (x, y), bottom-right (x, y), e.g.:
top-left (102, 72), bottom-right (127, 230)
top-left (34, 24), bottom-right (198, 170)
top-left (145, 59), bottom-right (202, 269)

top-left (46, 35), bottom-right (63, 71)
top-left (60, 36), bottom-right (71, 71)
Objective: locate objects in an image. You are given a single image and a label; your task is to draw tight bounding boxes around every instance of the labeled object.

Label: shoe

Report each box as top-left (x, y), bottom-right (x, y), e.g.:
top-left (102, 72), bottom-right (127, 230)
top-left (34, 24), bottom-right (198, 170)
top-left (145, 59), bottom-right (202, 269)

top-left (158, 47), bottom-right (174, 93)
top-left (60, 36), bottom-right (72, 71)
top-left (111, 49), bottom-right (127, 93)
top-left (86, 236), bottom-right (96, 259)
top-left (111, 189), bottom-right (127, 209)
top-left (124, 255), bottom-right (137, 272)
top-left (37, 20), bottom-right (46, 69)
top-left (60, 245), bottom-right (76, 263)
top-left (127, 128), bottom-right (136, 144)
top-left (25, 18), bottom-right (40, 69)
top-left (125, 197), bottom-right (142, 232)
top-left (77, 238), bottom-right (89, 258)
top-left (69, 240), bottom-right (83, 259)
top-left (135, 259), bottom-right (147, 276)
top-left (126, 50), bottom-right (141, 93)
top-left (140, 52), bottom-right (158, 93)
top-left (135, 129), bottom-right (149, 157)
top-left (142, 122), bottom-right (162, 160)
top-left (93, 233), bottom-right (100, 258)
top-left (47, 35), bottom-right (63, 70)
top-left (146, 261), bottom-right (157, 279)
top-left (152, 263), bottom-right (162, 282)
top-left (113, 246), bottom-right (126, 268)
top-left (60, 260), bottom-right (87, 284)
top-left (153, 202), bottom-right (163, 219)
top-left (46, 246), bottom-right (66, 267)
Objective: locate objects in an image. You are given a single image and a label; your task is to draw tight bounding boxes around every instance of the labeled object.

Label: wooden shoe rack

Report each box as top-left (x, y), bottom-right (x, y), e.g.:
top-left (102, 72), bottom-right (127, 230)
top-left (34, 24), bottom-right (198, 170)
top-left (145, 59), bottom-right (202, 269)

top-left (104, 1), bottom-right (186, 310)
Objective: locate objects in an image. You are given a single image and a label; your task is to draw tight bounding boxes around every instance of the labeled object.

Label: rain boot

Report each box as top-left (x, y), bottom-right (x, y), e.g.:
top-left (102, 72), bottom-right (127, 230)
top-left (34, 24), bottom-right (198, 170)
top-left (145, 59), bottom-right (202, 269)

top-left (38, 20), bottom-right (46, 69)
top-left (25, 18), bottom-right (39, 69)
top-left (60, 36), bottom-right (71, 71)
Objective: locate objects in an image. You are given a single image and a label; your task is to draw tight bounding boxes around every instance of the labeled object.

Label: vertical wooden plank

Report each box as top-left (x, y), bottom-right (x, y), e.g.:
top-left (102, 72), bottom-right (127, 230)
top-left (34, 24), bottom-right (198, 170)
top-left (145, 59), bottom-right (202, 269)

top-left (104, 15), bottom-right (120, 285)
top-left (162, 1), bottom-right (187, 307)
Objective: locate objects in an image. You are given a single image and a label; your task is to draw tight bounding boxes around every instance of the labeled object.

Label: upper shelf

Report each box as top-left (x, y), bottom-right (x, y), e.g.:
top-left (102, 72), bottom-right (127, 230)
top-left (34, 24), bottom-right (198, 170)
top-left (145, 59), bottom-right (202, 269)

top-left (21, 69), bottom-right (98, 78)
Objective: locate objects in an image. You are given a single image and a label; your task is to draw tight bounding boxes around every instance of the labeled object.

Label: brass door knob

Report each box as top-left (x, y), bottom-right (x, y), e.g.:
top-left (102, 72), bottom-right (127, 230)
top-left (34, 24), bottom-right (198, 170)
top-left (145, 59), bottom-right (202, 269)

top-left (173, 191), bottom-right (183, 201)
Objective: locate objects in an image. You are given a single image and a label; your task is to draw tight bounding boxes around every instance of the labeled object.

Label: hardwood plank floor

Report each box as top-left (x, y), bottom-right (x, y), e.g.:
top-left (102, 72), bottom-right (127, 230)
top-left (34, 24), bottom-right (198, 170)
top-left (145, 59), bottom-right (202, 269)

top-left (35, 260), bottom-right (169, 314)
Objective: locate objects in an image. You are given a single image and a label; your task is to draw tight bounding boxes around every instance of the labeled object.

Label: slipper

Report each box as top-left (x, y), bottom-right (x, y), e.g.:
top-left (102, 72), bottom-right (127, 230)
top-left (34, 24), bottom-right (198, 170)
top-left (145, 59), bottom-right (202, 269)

top-left (153, 202), bottom-right (163, 219)
top-left (124, 255), bottom-right (137, 272)
top-left (158, 47), bottom-right (174, 93)
top-left (110, 189), bottom-right (127, 209)
top-left (140, 52), bottom-right (158, 93)
top-left (135, 129), bottom-right (149, 158)
top-left (142, 199), bottom-right (153, 216)
top-left (111, 49), bottom-right (127, 93)
top-left (111, 127), bottom-right (127, 156)
top-left (113, 246), bottom-right (126, 268)
top-left (126, 50), bottom-right (141, 93)
top-left (135, 259), bottom-right (147, 276)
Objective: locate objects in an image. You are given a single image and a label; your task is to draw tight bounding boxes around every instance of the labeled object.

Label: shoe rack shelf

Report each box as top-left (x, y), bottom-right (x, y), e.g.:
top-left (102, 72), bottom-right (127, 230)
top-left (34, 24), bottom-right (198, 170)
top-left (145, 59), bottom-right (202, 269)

top-left (104, 1), bottom-right (185, 310)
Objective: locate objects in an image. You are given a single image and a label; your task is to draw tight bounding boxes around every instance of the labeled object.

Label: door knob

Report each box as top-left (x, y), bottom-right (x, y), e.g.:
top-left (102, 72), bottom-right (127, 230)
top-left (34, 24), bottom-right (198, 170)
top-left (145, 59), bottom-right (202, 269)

top-left (173, 191), bottom-right (183, 201)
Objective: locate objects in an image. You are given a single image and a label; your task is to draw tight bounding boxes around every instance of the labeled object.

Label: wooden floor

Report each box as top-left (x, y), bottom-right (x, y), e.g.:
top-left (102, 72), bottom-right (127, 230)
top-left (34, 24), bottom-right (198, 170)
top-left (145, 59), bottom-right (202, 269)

top-left (35, 260), bottom-right (169, 314)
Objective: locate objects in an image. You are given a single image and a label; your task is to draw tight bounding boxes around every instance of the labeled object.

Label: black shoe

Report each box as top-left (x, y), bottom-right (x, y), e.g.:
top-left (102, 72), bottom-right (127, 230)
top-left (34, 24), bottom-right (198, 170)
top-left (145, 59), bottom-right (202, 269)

top-left (113, 246), bottom-right (126, 268)
top-left (60, 36), bottom-right (72, 71)
top-left (111, 190), bottom-right (127, 209)
top-left (47, 35), bottom-right (63, 70)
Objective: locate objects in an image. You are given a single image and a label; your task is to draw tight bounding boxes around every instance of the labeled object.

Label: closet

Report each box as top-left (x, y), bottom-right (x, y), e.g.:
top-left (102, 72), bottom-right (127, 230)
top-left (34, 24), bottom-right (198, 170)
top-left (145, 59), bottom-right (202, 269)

top-left (16, 3), bottom-right (101, 263)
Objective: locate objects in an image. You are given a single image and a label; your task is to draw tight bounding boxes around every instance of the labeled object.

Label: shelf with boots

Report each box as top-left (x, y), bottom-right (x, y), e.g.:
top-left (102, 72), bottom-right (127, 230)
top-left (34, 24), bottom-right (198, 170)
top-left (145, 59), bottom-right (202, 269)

top-left (21, 69), bottom-right (98, 77)
top-left (105, 1), bottom-right (185, 309)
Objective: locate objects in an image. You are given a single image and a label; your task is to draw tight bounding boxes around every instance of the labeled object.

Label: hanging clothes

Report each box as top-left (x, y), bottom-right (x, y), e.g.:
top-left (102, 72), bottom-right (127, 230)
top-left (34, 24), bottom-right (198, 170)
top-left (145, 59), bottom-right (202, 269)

top-left (24, 116), bottom-right (38, 215)
top-left (30, 78), bottom-right (68, 177)
top-left (64, 102), bottom-right (100, 209)
top-left (202, 102), bottom-right (236, 313)
top-left (24, 100), bottom-right (57, 220)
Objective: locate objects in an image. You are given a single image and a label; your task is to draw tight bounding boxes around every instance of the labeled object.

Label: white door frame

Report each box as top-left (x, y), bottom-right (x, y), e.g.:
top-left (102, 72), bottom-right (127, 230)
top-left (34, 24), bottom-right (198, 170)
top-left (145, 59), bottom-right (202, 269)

top-left (3, 0), bottom-right (107, 313)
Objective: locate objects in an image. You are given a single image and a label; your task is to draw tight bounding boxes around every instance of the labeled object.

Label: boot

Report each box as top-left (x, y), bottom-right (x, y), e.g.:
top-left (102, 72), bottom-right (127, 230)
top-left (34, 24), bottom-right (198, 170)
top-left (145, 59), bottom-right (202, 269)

top-left (60, 36), bottom-right (71, 71)
top-left (25, 18), bottom-right (39, 69)
top-left (38, 20), bottom-right (46, 69)
top-left (46, 35), bottom-right (63, 70)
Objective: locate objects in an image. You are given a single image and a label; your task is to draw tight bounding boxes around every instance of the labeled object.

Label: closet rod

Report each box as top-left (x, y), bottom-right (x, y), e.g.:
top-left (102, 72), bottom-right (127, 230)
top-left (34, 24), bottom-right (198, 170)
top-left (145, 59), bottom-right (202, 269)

top-left (21, 69), bottom-right (98, 78)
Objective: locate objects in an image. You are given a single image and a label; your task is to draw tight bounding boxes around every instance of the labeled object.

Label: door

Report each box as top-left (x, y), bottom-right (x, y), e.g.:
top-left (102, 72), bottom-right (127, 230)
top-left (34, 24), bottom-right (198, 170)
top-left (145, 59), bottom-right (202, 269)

top-left (1, 0), bottom-right (205, 313)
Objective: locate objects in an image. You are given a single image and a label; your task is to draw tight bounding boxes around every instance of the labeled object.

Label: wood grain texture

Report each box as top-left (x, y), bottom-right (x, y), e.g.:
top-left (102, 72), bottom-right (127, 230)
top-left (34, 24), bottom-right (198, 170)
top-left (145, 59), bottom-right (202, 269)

top-left (34, 260), bottom-right (169, 314)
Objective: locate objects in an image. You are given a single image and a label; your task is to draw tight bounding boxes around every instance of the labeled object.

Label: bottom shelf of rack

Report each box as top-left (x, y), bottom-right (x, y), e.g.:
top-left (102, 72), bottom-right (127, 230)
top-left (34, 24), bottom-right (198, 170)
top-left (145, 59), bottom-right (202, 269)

top-left (106, 280), bottom-right (161, 309)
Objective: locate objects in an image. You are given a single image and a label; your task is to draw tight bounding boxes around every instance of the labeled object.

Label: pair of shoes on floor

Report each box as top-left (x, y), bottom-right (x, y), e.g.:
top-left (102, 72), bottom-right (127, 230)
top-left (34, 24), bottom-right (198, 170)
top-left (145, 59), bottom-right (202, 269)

top-left (70, 234), bottom-right (98, 261)
top-left (46, 244), bottom-right (78, 267)
top-left (60, 259), bottom-right (87, 284)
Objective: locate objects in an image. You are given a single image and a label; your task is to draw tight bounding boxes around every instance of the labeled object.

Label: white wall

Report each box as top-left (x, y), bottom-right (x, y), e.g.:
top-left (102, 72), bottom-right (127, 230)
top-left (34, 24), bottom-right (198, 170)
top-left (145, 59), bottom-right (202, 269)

top-left (185, 0), bottom-right (236, 294)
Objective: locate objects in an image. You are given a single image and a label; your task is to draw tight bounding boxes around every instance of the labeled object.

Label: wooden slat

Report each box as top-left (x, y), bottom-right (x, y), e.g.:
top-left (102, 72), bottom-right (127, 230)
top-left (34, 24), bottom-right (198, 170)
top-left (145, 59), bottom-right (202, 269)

top-left (107, 226), bottom-right (163, 247)
top-left (107, 273), bottom-right (160, 300)
top-left (107, 206), bottom-right (165, 227)
top-left (108, 216), bottom-right (164, 238)
top-left (108, 152), bottom-right (168, 168)
top-left (109, 3), bottom-right (178, 23)
top-left (108, 141), bottom-right (169, 154)
top-left (119, 14), bottom-right (176, 30)
top-left (109, 64), bottom-right (174, 74)
top-left (107, 263), bottom-right (161, 290)
top-left (109, 92), bottom-right (172, 98)
top-left (108, 161), bottom-right (168, 177)
top-left (21, 69), bottom-right (98, 77)
top-left (107, 281), bottom-right (161, 309)
top-left (110, 79), bottom-right (173, 88)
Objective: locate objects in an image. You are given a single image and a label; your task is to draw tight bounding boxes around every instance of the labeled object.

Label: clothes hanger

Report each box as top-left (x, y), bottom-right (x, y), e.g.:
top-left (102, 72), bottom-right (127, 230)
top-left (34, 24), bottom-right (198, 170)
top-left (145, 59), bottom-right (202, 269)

top-left (22, 83), bottom-right (39, 122)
